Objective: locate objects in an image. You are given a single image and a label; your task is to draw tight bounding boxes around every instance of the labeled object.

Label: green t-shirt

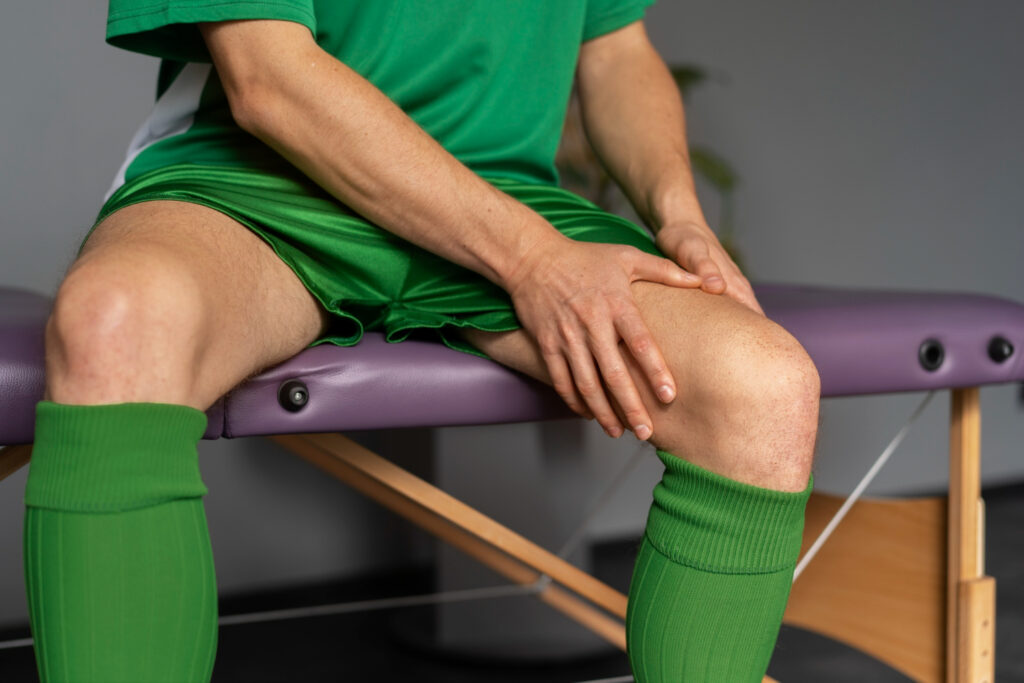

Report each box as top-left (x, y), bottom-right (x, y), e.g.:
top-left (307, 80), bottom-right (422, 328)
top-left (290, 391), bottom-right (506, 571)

top-left (104, 0), bottom-right (655, 198)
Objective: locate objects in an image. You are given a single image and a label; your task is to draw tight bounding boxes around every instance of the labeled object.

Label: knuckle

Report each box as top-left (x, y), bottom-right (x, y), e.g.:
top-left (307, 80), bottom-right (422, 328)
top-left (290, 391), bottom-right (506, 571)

top-left (567, 296), bottom-right (588, 316)
top-left (557, 318), bottom-right (581, 340)
top-left (609, 294), bottom-right (635, 312)
top-left (629, 335), bottom-right (652, 355)
top-left (538, 337), bottom-right (562, 356)
top-left (626, 409), bottom-right (648, 426)
top-left (576, 298), bottom-right (607, 322)
top-left (552, 379), bottom-right (575, 397)
top-left (602, 364), bottom-right (629, 384)
top-left (646, 363), bottom-right (668, 381)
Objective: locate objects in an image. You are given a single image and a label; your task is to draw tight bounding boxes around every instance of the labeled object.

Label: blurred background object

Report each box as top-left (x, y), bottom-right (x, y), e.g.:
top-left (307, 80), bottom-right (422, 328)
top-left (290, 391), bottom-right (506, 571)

top-left (557, 64), bottom-right (746, 270)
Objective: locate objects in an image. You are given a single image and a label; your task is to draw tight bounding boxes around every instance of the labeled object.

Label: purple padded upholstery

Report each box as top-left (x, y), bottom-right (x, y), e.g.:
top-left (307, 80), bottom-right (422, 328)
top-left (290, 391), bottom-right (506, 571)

top-left (0, 289), bottom-right (48, 446)
top-left (222, 339), bottom-right (570, 437)
top-left (2, 283), bottom-right (1024, 444)
top-left (756, 284), bottom-right (1024, 396)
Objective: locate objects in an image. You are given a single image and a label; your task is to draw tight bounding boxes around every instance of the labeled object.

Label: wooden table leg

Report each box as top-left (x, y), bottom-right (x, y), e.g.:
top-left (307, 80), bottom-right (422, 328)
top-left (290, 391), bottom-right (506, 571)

top-left (275, 432), bottom-right (779, 682)
top-left (948, 388), bottom-right (996, 683)
top-left (272, 433), bottom-right (628, 644)
top-left (0, 444), bottom-right (32, 482)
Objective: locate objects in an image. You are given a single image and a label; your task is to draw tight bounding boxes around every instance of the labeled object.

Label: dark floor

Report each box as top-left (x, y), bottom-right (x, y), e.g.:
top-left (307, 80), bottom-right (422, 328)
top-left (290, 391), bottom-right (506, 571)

top-left (2, 482), bottom-right (1022, 682)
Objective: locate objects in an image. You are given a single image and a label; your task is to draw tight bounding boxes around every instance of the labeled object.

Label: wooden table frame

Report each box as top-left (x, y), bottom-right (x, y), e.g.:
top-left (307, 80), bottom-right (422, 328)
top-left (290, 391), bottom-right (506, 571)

top-left (0, 387), bottom-right (997, 681)
top-left (784, 388), bottom-right (995, 682)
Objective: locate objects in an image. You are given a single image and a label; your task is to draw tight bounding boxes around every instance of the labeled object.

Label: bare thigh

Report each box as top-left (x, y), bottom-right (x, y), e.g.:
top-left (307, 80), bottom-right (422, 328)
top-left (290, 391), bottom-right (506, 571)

top-left (458, 281), bottom-right (819, 489)
top-left (47, 200), bottom-right (329, 410)
top-left (461, 282), bottom-right (763, 379)
top-left (458, 282), bottom-right (769, 421)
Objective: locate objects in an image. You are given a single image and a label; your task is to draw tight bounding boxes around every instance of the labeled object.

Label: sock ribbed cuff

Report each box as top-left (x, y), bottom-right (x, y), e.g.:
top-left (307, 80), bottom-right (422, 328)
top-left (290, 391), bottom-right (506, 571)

top-left (645, 449), bottom-right (812, 575)
top-left (25, 401), bottom-right (208, 512)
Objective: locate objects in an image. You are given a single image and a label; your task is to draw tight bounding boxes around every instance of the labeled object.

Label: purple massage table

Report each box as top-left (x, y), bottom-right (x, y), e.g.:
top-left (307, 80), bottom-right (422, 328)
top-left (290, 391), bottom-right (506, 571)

top-left (2, 283), bottom-right (1023, 682)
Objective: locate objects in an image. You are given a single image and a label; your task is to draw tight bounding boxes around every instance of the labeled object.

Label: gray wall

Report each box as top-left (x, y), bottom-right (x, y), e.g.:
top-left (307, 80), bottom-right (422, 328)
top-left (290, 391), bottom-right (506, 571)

top-left (646, 0), bottom-right (1024, 495)
top-left (2, 0), bottom-right (1023, 627)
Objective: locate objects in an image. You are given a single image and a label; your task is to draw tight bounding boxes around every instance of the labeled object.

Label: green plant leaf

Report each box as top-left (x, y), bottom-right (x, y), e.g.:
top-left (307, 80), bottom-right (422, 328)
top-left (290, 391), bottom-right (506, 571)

top-left (670, 65), bottom-right (706, 96)
top-left (690, 146), bottom-right (737, 192)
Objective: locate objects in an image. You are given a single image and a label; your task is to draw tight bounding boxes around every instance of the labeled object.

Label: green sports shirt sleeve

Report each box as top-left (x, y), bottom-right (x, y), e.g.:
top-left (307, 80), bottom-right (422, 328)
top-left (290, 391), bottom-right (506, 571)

top-left (583, 0), bottom-right (656, 41)
top-left (106, 0), bottom-right (317, 62)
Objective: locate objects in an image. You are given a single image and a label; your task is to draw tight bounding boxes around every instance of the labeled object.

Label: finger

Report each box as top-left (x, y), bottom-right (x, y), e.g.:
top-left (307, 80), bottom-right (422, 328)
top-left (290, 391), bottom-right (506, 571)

top-left (614, 306), bottom-right (676, 404)
top-left (629, 250), bottom-right (702, 289)
top-left (718, 268), bottom-right (764, 316)
top-left (740, 295), bottom-right (765, 316)
top-left (677, 240), bottom-right (725, 293)
top-left (540, 346), bottom-right (594, 419)
top-left (728, 280), bottom-right (765, 316)
top-left (587, 322), bottom-right (655, 440)
top-left (748, 291), bottom-right (766, 316)
top-left (732, 290), bottom-right (763, 316)
top-left (563, 334), bottom-right (624, 438)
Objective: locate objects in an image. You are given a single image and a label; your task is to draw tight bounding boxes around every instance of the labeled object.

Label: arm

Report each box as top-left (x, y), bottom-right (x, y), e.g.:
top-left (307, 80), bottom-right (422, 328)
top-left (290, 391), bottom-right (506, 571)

top-left (199, 19), bottom-right (699, 440)
top-left (577, 21), bottom-right (763, 314)
top-left (201, 20), bottom-right (547, 288)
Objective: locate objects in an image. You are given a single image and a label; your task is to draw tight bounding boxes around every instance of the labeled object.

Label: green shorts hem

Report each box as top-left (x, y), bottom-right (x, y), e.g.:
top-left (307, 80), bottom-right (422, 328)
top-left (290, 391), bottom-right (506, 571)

top-left (310, 310), bottom-right (523, 360)
top-left (93, 163), bottom-right (662, 361)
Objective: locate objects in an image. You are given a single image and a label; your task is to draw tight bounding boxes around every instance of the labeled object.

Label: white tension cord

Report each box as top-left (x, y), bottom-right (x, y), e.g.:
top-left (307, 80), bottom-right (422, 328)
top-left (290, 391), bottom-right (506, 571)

top-left (0, 395), bottom-right (936, 659)
top-left (793, 390), bottom-right (936, 581)
top-left (573, 391), bottom-right (939, 683)
top-left (0, 440), bottom-right (652, 651)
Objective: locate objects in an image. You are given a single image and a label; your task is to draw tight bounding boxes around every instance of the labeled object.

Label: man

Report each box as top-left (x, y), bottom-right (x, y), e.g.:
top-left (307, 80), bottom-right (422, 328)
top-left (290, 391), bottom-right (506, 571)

top-left (24, 1), bottom-right (819, 681)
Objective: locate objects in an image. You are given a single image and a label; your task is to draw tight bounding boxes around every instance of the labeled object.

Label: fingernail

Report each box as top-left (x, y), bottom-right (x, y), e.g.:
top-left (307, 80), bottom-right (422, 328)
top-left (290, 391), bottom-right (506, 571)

top-left (705, 276), bottom-right (723, 286)
top-left (634, 424), bottom-right (651, 440)
top-left (657, 385), bottom-right (675, 402)
top-left (605, 426), bottom-right (622, 438)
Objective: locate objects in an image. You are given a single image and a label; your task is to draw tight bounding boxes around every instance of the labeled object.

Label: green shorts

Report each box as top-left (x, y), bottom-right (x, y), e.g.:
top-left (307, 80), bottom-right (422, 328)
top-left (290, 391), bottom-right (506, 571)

top-left (91, 163), bottom-right (663, 359)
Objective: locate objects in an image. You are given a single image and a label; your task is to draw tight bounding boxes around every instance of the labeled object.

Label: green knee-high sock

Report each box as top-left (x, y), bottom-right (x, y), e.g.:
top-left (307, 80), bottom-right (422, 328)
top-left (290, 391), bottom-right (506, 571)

top-left (24, 401), bottom-right (217, 683)
top-left (626, 449), bottom-right (811, 682)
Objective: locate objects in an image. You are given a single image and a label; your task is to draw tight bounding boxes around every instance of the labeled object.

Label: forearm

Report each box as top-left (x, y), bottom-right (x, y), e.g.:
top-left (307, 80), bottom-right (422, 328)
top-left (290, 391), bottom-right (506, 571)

top-left (577, 24), bottom-right (707, 233)
top-left (201, 20), bottom-right (567, 289)
top-left (200, 20), bottom-right (705, 440)
top-left (576, 24), bottom-right (762, 313)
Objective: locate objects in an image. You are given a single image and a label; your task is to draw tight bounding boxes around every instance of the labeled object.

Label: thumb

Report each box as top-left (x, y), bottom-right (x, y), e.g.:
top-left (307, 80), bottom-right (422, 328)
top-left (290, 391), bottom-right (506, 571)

top-left (630, 251), bottom-right (702, 288)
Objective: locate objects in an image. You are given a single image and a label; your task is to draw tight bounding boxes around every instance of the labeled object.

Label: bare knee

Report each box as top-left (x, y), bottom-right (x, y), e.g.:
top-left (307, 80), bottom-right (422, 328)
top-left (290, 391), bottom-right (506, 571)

top-left (463, 285), bottom-right (820, 491)
top-left (721, 322), bottom-right (819, 484)
top-left (656, 317), bottom-right (820, 492)
top-left (46, 254), bottom-right (207, 407)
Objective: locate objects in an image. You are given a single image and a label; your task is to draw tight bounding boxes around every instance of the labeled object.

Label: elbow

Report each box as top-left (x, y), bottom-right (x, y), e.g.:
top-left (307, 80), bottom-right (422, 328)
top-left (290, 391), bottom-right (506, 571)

top-left (199, 20), bottom-right (321, 139)
top-left (226, 82), bottom-right (280, 139)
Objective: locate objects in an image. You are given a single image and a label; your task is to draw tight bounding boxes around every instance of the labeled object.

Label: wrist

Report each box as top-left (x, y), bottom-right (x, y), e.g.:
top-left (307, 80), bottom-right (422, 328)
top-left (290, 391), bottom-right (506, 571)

top-left (644, 167), bottom-right (708, 234)
top-left (658, 218), bottom-right (715, 238)
top-left (497, 221), bottom-right (572, 294)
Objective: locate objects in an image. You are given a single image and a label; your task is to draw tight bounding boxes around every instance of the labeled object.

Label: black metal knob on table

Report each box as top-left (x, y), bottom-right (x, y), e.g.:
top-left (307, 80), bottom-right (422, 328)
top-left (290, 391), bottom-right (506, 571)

top-left (278, 380), bottom-right (309, 412)
top-left (918, 339), bottom-right (944, 372)
top-left (988, 336), bottom-right (1014, 364)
